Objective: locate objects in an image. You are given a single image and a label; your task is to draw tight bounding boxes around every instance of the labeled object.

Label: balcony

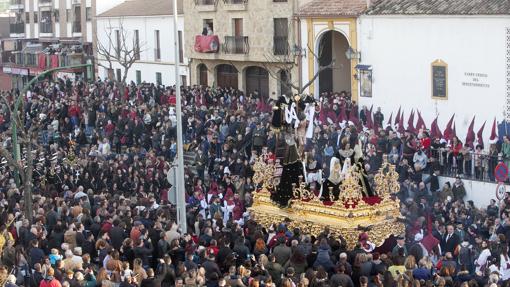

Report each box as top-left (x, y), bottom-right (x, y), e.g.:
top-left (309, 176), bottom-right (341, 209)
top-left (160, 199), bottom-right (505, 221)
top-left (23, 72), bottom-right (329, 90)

top-left (9, 0), bottom-right (24, 10)
top-left (223, 36), bottom-right (249, 54)
top-left (273, 36), bottom-right (288, 55)
top-left (39, 0), bottom-right (52, 7)
top-left (72, 21), bottom-right (81, 34)
top-left (9, 22), bottom-right (25, 37)
top-left (194, 0), bottom-right (217, 11)
top-left (223, 0), bottom-right (247, 11)
top-left (39, 22), bottom-right (53, 36)
top-left (194, 35), bottom-right (220, 53)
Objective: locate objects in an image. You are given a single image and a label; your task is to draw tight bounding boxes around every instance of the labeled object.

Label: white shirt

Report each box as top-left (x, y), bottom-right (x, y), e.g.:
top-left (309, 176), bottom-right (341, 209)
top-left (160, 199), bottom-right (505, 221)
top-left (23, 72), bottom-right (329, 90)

top-left (500, 254), bottom-right (510, 280)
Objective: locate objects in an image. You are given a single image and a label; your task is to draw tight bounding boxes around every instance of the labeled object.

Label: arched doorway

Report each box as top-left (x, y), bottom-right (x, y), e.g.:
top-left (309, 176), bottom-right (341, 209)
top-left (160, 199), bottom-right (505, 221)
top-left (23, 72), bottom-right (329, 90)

top-left (216, 64), bottom-right (238, 89)
top-left (245, 66), bottom-right (269, 98)
top-left (317, 30), bottom-right (351, 94)
top-left (279, 70), bottom-right (293, 96)
top-left (197, 64), bottom-right (208, 86)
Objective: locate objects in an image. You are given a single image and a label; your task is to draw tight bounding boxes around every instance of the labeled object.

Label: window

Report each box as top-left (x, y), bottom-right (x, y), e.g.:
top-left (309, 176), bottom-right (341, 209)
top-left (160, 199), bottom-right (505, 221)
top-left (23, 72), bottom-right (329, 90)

top-left (86, 7), bottom-right (92, 21)
top-left (273, 0), bottom-right (287, 2)
top-left (154, 30), bottom-right (160, 61)
top-left (134, 30), bottom-right (140, 60)
top-left (156, 72), bottom-right (162, 85)
top-left (136, 70), bottom-right (141, 85)
top-left (33, 12), bottom-right (38, 23)
top-left (203, 19), bottom-right (213, 35)
top-left (54, 10), bottom-right (59, 22)
top-left (66, 9), bottom-right (71, 22)
top-left (178, 30), bottom-right (183, 63)
top-left (115, 30), bottom-right (120, 57)
top-left (232, 18), bottom-right (243, 36)
top-left (116, 69), bottom-right (121, 82)
top-left (273, 18), bottom-right (288, 55)
top-left (181, 75), bottom-right (187, 87)
top-left (25, 12), bottom-right (29, 23)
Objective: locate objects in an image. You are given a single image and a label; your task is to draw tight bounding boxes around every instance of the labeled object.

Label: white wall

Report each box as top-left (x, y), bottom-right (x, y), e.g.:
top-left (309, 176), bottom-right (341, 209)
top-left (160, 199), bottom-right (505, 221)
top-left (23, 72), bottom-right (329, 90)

top-left (436, 176), bottom-right (506, 208)
top-left (96, 15), bottom-right (189, 86)
top-left (357, 16), bottom-right (508, 143)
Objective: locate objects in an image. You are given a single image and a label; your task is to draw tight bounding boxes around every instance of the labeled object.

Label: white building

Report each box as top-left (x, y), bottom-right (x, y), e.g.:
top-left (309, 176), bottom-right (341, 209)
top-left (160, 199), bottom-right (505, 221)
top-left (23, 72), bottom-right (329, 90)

top-left (96, 0), bottom-right (188, 86)
top-left (297, 0), bottom-right (510, 143)
top-left (356, 0), bottom-right (510, 141)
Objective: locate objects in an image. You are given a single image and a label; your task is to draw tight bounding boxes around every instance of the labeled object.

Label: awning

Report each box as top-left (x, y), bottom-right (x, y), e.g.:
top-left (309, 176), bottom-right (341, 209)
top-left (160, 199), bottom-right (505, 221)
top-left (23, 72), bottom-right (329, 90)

top-left (355, 64), bottom-right (372, 70)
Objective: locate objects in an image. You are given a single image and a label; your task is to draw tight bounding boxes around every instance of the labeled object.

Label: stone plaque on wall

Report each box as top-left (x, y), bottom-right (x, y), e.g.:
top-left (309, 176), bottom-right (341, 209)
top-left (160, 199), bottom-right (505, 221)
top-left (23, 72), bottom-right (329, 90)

top-left (431, 59), bottom-right (448, 100)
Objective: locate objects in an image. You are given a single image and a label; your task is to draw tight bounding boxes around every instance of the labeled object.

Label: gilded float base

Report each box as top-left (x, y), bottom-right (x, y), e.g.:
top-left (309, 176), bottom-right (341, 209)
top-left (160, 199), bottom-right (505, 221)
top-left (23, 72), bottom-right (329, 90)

top-left (249, 190), bottom-right (405, 249)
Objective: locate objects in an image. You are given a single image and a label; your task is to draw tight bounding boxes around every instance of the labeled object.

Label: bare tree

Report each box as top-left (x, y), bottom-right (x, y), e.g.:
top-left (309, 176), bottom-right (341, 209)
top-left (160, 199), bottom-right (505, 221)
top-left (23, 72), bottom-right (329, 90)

top-left (97, 19), bottom-right (145, 96)
top-left (96, 19), bottom-right (116, 80)
top-left (0, 93), bottom-right (44, 224)
top-left (263, 37), bottom-right (334, 95)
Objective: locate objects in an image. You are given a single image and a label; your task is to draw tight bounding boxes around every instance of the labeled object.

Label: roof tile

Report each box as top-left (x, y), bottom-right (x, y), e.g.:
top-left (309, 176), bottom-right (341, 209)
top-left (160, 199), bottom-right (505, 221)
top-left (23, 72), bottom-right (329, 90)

top-left (366, 0), bottom-right (510, 15)
top-left (98, 0), bottom-right (183, 18)
top-left (298, 0), bottom-right (368, 17)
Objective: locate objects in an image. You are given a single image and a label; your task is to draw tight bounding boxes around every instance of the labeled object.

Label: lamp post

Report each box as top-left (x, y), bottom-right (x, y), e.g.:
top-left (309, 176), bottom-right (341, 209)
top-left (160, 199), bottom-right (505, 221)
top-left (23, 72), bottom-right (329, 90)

top-left (345, 46), bottom-right (361, 62)
top-left (173, 0), bottom-right (187, 234)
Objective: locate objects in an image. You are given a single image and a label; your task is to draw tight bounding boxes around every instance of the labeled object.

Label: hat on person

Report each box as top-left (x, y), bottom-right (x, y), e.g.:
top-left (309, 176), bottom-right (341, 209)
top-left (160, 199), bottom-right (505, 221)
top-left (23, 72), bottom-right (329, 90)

top-left (286, 267), bottom-right (295, 276)
top-left (74, 247), bottom-right (82, 256)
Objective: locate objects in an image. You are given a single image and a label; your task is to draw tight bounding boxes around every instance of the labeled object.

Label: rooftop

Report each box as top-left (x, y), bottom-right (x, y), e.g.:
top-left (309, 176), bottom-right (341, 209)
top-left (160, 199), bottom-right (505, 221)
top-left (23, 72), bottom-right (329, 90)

top-left (98, 0), bottom-right (183, 18)
top-left (298, 0), bottom-right (368, 17)
top-left (366, 0), bottom-right (510, 15)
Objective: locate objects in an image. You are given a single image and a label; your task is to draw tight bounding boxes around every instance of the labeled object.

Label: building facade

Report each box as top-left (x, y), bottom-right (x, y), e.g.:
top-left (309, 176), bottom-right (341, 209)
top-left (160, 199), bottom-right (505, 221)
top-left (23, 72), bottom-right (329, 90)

top-left (0, 0), bottom-right (117, 89)
top-left (96, 0), bottom-right (188, 86)
top-left (355, 0), bottom-right (510, 142)
top-left (184, 0), bottom-right (313, 99)
top-left (297, 0), bottom-right (366, 101)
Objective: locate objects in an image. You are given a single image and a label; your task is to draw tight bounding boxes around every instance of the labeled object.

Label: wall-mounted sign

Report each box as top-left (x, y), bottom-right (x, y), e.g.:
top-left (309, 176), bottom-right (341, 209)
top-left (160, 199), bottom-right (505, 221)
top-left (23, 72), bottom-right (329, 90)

top-left (462, 72), bottom-right (489, 88)
top-left (11, 68), bottom-right (29, 76)
top-left (431, 59), bottom-right (448, 100)
top-left (356, 65), bottom-right (372, 98)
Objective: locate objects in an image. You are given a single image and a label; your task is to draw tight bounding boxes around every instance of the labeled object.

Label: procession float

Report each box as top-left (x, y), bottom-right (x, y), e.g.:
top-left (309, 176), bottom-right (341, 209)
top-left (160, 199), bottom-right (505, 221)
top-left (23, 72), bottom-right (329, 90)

top-left (249, 94), bottom-right (405, 248)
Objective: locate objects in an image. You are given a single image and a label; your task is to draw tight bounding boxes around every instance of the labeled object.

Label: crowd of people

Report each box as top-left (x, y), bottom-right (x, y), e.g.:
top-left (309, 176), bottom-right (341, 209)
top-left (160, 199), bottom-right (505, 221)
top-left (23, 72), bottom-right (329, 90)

top-left (0, 77), bottom-right (508, 287)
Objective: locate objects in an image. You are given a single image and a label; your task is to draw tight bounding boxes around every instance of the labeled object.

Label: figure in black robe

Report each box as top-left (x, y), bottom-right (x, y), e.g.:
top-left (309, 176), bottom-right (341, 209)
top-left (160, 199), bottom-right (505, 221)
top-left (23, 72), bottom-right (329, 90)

top-left (271, 95), bottom-right (290, 129)
top-left (272, 135), bottom-right (305, 207)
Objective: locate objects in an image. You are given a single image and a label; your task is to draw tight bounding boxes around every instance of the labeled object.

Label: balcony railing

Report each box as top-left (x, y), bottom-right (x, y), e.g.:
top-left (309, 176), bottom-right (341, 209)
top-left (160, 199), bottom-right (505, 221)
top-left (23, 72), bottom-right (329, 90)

top-left (273, 36), bottom-right (288, 55)
top-left (223, 36), bottom-right (249, 54)
top-left (10, 22), bottom-right (25, 34)
top-left (195, 0), bottom-right (216, 4)
top-left (72, 21), bottom-right (81, 33)
top-left (224, 0), bottom-right (247, 3)
top-left (39, 22), bottom-right (53, 34)
top-left (9, 0), bottom-right (24, 7)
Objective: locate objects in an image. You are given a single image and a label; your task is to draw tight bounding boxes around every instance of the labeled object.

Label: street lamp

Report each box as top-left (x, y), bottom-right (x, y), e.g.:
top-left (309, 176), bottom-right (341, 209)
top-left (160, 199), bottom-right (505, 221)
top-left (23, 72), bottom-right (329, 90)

top-left (345, 46), bottom-right (361, 61)
top-left (172, 0), bottom-right (187, 234)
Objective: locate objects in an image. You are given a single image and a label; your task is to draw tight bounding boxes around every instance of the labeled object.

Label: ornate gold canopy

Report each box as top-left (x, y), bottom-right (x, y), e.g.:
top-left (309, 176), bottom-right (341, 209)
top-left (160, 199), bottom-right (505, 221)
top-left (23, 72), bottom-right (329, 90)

top-left (249, 158), bottom-right (405, 248)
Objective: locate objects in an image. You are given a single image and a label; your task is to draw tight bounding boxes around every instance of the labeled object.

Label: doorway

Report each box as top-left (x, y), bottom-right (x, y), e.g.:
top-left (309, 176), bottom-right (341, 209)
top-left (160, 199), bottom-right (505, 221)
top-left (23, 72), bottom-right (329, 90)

top-left (216, 64), bottom-right (238, 89)
top-left (317, 30), bottom-right (351, 94)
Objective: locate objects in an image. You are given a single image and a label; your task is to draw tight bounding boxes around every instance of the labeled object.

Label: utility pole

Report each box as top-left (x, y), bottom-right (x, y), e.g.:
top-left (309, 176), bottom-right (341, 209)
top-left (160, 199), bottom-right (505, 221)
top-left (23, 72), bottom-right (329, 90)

top-left (173, 0), bottom-right (187, 234)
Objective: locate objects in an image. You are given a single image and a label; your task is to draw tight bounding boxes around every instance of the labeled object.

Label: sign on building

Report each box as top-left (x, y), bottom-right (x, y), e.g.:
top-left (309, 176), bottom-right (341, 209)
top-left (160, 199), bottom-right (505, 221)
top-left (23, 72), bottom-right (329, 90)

top-left (431, 59), bottom-right (448, 100)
